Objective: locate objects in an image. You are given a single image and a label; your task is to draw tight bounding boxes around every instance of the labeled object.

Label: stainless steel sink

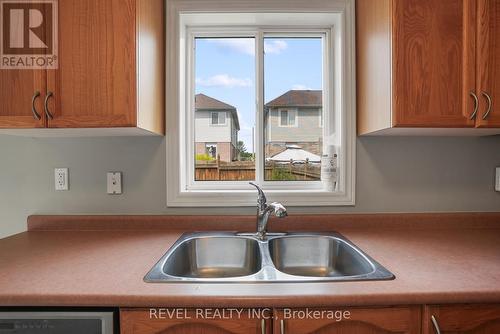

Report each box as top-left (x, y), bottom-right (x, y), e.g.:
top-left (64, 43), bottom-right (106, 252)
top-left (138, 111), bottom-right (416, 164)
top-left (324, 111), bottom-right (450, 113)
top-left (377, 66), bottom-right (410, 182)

top-left (269, 235), bottom-right (375, 277)
top-left (144, 232), bottom-right (394, 283)
top-left (161, 235), bottom-right (261, 279)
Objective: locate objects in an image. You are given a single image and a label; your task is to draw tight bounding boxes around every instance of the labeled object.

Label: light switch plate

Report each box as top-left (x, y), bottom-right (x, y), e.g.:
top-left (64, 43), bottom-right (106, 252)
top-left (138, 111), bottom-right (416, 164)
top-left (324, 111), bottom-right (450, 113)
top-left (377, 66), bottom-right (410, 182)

top-left (496, 167), bottom-right (500, 192)
top-left (107, 172), bottom-right (122, 194)
top-left (54, 168), bottom-right (69, 191)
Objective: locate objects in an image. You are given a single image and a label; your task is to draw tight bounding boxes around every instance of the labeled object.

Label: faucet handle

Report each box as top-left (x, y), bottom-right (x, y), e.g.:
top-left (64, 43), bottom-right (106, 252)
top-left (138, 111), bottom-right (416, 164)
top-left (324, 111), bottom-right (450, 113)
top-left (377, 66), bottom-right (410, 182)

top-left (270, 202), bottom-right (288, 218)
top-left (249, 182), bottom-right (267, 207)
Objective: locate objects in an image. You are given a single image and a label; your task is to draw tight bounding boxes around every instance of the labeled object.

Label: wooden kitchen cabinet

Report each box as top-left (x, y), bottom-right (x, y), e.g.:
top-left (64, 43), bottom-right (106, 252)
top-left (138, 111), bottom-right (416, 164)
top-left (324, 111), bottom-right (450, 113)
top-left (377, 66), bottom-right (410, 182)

top-left (46, 0), bottom-right (137, 129)
top-left (121, 305), bottom-right (500, 334)
top-left (0, 70), bottom-right (46, 128)
top-left (120, 309), bottom-right (272, 334)
top-left (423, 304), bottom-right (500, 333)
top-left (273, 306), bottom-right (421, 334)
top-left (0, 0), bottom-right (164, 135)
top-left (357, 0), bottom-right (500, 135)
top-left (476, 0), bottom-right (500, 127)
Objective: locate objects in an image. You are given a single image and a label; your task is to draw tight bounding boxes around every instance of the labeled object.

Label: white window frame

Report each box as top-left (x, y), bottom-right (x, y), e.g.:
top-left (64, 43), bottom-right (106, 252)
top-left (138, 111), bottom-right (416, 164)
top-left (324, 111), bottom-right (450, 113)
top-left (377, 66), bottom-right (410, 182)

top-left (278, 109), bottom-right (298, 128)
top-left (166, 0), bottom-right (356, 207)
top-left (210, 111), bottom-right (227, 126)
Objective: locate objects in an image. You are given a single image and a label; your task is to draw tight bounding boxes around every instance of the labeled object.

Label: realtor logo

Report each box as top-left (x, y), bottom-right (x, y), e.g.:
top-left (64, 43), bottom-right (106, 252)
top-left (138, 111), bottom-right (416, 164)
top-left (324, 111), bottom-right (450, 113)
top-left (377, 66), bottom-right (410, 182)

top-left (0, 0), bottom-right (57, 69)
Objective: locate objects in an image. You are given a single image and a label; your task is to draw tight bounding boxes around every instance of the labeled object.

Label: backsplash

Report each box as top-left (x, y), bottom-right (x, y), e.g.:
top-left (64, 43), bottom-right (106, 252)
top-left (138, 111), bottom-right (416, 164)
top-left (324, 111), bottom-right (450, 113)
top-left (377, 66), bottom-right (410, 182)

top-left (0, 135), bottom-right (499, 238)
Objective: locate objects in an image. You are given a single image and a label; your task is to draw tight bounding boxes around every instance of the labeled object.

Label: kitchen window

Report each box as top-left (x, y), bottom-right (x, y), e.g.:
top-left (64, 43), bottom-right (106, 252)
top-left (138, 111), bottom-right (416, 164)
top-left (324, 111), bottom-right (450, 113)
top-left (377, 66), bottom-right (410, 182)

top-left (166, 0), bottom-right (356, 206)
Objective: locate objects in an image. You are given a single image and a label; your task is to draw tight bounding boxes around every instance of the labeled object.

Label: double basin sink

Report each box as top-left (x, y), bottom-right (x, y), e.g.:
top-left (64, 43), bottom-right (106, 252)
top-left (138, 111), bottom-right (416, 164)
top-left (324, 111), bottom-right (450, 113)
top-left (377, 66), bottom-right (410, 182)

top-left (144, 232), bottom-right (394, 283)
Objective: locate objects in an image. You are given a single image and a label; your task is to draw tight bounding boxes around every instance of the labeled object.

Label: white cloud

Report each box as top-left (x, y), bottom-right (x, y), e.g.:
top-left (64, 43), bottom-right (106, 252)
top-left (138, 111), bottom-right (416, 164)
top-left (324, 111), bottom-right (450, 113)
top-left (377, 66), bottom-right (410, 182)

top-left (208, 38), bottom-right (288, 56)
top-left (209, 39), bottom-right (255, 55)
top-left (292, 84), bottom-right (313, 90)
top-left (196, 74), bottom-right (252, 88)
top-left (264, 40), bottom-right (287, 54)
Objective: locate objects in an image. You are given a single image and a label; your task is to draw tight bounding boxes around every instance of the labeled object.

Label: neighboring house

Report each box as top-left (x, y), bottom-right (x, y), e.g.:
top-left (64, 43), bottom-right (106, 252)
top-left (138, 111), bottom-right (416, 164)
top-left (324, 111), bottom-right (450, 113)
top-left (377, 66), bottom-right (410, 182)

top-left (264, 90), bottom-right (323, 157)
top-left (195, 93), bottom-right (240, 162)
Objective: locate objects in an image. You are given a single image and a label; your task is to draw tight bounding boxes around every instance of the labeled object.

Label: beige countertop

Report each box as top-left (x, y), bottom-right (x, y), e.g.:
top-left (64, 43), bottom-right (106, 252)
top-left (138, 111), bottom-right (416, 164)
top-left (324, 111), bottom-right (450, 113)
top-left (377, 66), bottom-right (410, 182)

top-left (0, 214), bottom-right (499, 307)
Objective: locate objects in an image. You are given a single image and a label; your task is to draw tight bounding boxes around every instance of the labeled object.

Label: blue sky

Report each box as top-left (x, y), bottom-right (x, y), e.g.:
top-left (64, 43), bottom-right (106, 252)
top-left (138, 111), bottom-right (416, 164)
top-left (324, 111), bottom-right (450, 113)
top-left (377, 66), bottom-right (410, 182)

top-left (195, 37), bottom-right (323, 152)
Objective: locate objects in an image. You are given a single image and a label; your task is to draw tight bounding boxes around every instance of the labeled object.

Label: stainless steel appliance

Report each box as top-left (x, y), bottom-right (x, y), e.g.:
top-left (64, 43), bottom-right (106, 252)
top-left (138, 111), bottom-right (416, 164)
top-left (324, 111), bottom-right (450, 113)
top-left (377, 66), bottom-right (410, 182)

top-left (0, 312), bottom-right (114, 333)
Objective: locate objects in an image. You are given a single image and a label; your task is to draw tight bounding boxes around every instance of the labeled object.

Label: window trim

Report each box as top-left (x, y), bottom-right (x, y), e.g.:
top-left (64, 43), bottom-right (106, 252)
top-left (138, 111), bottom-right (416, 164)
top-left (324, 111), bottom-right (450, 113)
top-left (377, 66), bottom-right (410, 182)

top-left (165, 0), bottom-right (356, 207)
top-left (278, 108), bottom-right (298, 128)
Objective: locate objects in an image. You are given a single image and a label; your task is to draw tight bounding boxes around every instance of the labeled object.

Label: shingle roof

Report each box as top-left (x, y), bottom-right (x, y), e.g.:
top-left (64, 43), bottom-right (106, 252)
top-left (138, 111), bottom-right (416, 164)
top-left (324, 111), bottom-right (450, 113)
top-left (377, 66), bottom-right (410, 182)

top-left (265, 90), bottom-right (322, 108)
top-left (195, 93), bottom-right (236, 110)
top-left (195, 93), bottom-right (240, 130)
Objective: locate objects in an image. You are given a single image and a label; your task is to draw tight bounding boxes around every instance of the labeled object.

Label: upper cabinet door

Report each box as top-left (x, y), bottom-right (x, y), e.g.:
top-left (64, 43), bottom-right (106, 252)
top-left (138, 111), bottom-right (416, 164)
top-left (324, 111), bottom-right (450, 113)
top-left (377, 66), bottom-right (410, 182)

top-left (46, 0), bottom-right (137, 128)
top-left (0, 70), bottom-right (46, 128)
top-left (476, 0), bottom-right (500, 127)
top-left (392, 0), bottom-right (477, 128)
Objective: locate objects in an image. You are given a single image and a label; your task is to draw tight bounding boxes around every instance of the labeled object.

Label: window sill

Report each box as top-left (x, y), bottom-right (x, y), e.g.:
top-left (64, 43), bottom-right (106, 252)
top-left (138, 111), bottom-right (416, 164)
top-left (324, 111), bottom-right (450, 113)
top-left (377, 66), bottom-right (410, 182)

top-left (167, 189), bottom-right (355, 207)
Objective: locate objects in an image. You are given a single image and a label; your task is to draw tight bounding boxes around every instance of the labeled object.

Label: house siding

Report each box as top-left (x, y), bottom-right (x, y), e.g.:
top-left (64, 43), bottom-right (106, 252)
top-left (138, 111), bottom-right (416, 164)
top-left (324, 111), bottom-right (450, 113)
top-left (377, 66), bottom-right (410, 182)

top-left (265, 107), bottom-right (323, 157)
top-left (266, 108), bottom-right (322, 142)
top-left (195, 111), bottom-right (232, 143)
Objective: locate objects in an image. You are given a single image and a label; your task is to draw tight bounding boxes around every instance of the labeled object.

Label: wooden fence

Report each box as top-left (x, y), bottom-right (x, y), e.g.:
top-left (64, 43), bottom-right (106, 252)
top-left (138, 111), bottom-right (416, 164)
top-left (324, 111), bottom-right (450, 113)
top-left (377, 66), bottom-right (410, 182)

top-left (195, 160), bottom-right (255, 181)
top-left (195, 157), bottom-right (320, 181)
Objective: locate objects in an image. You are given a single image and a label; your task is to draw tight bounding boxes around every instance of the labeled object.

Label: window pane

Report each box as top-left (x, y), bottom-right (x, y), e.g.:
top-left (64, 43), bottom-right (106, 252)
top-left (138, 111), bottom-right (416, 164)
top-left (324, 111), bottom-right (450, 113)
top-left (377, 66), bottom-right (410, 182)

top-left (194, 37), bottom-right (256, 181)
top-left (280, 110), bottom-right (288, 126)
top-left (211, 112), bottom-right (218, 125)
top-left (264, 37), bottom-right (323, 181)
top-left (219, 111), bottom-right (226, 125)
top-left (288, 111), bottom-right (296, 126)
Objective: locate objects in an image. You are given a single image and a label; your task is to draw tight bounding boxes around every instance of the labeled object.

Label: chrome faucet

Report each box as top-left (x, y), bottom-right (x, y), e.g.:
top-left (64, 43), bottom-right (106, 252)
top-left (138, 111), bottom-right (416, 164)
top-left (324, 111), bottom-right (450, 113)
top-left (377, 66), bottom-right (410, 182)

top-left (249, 182), bottom-right (287, 240)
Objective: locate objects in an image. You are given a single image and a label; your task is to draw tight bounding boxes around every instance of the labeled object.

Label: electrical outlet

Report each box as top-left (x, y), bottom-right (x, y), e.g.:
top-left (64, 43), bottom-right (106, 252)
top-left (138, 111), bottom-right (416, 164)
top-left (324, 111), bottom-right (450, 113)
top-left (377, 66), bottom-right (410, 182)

top-left (54, 168), bottom-right (69, 191)
top-left (107, 172), bottom-right (122, 194)
top-left (496, 167), bottom-right (500, 192)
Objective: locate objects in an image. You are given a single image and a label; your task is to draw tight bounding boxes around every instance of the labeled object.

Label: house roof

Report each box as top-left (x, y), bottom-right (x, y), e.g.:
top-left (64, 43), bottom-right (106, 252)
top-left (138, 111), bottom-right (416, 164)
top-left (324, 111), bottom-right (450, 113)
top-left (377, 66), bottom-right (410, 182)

top-left (195, 93), bottom-right (240, 130)
top-left (265, 90), bottom-right (322, 108)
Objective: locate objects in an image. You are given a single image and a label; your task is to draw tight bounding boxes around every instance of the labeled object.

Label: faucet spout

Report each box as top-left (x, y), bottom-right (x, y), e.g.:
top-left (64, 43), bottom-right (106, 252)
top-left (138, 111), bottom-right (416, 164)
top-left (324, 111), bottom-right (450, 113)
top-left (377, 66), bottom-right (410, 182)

top-left (249, 182), bottom-right (267, 209)
top-left (250, 183), bottom-right (287, 240)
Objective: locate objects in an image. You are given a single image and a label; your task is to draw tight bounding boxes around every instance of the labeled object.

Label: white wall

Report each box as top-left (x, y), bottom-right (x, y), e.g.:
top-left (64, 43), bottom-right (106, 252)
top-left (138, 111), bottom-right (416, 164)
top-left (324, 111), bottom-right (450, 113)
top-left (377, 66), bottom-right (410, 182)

top-left (0, 134), bottom-right (499, 239)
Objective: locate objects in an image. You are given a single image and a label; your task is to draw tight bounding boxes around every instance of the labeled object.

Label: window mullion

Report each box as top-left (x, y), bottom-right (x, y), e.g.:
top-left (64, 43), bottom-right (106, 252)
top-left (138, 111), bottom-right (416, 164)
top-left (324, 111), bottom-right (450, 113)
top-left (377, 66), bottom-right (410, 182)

top-left (255, 30), bottom-right (264, 185)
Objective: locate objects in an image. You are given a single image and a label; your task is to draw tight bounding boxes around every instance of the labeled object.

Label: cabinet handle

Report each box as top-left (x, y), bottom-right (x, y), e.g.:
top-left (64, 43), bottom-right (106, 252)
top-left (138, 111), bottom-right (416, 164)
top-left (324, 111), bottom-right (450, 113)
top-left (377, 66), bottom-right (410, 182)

top-left (31, 91), bottom-right (42, 120)
top-left (470, 91), bottom-right (479, 120)
top-left (280, 319), bottom-right (285, 334)
top-left (44, 91), bottom-right (54, 120)
top-left (431, 315), bottom-right (441, 334)
top-left (481, 91), bottom-right (492, 120)
top-left (261, 319), bottom-right (266, 334)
